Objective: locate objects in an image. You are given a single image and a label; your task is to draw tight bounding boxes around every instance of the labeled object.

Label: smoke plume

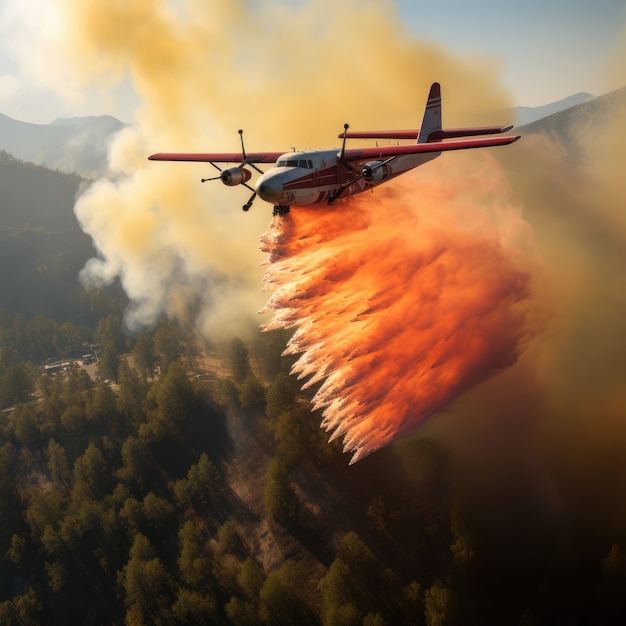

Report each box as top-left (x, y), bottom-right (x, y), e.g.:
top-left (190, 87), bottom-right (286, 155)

top-left (7, 0), bottom-right (513, 335)
top-left (432, 81), bottom-right (626, 525)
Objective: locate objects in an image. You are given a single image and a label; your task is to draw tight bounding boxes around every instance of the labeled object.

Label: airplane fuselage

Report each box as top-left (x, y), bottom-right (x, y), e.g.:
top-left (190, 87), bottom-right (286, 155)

top-left (255, 148), bottom-right (439, 208)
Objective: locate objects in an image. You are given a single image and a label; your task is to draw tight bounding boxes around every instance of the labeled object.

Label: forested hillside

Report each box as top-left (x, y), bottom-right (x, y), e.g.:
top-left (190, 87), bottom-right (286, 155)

top-left (0, 152), bottom-right (98, 321)
top-left (0, 310), bottom-right (441, 624)
top-left (1, 305), bottom-right (626, 624)
top-left (0, 151), bottom-right (85, 232)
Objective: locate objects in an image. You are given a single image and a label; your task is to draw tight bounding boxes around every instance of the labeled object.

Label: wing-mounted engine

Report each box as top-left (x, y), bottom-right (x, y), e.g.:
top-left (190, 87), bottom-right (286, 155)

top-left (220, 167), bottom-right (252, 186)
top-left (194, 130), bottom-right (264, 211)
top-left (361, 160), bottom-right (391, 182)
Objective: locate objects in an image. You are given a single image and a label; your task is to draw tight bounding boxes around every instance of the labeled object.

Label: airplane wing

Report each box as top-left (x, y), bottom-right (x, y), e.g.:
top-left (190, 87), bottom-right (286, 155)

top-left (148, 151), bottom-right (285, 163)
top-left (339, 125), bottom-right (514, 141)
top-left (341, 134), bottom-right (520, 161)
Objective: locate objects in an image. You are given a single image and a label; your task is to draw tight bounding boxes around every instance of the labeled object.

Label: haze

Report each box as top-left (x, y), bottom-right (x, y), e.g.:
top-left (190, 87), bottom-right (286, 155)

top-left (0, 0), bottom-right (626, 623)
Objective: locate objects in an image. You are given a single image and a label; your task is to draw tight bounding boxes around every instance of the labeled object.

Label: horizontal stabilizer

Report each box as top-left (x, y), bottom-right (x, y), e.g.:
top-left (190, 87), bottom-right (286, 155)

top-left (428, 125), bottom-right (513, 140)
top-left (339, 125), bottom-right (513, 141)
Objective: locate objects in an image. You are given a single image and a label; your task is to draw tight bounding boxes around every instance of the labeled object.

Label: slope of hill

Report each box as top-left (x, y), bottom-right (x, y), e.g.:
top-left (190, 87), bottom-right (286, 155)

top-left (513, 92), bottom-right (596, 126)
top-left (0, 152), bottom-right (95, 320)
top-left (0, 151), bottom-right (85, 232)
top-left (0, 113), bottom-right (125, 178)
top-left (516, 86), bottom-right (626, 158)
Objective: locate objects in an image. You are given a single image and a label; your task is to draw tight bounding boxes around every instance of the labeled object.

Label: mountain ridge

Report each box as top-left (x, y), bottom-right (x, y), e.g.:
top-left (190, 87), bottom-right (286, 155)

top-left (0, 112), bottom-right (126, 178)
top-left (50, 114), bottom-right (124, 127)
top-left (513, 92), bottom-right (596, 126)
top-left (516, 85), bottom-right (626, 159)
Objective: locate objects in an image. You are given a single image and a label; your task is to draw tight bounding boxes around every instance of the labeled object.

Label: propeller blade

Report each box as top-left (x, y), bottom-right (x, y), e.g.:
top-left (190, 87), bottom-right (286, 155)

top-left (243, 191), bottom-right (257, 211)
top-left (339, 123), bottom-right (349, 161)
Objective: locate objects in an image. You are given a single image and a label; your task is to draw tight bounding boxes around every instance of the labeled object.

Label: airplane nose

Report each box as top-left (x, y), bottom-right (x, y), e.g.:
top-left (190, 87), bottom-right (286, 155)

top-left (257, 177), bottom-right (283, 201)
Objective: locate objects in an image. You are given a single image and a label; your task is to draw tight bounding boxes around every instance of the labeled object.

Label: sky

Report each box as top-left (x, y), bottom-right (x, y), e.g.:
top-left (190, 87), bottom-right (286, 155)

top-left (0, 0), bottom-right (624, 124)
top-left (395, 0), bottom-right (626, 106)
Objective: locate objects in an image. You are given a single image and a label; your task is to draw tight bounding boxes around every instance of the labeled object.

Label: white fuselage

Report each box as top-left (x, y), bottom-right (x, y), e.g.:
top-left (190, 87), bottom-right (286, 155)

top-left (255, 148), bottom-right (439, 207)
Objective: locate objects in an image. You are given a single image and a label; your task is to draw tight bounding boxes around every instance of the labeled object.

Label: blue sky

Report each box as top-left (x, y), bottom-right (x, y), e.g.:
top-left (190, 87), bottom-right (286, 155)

top-left (395, 0), bottom-right (626, 105)
top-left (0, 0), bottom-right (624, 122)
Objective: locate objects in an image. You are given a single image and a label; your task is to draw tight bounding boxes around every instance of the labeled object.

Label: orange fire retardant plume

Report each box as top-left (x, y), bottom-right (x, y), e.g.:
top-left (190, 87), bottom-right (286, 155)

top-left (260, 160), bottom-right (542, 464)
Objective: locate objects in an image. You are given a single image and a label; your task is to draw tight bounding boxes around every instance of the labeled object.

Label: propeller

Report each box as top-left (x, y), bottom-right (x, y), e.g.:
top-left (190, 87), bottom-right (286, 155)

top-left (238, 129), bottom-right (264, 175)
top-left (328, 122), bottom-right (360, 205)
top-left (339, 123), bottom-right (349, 161)
top-left (242, 192), bottom-right (256, 212)
top-left (201, 162), bottom-right (223, 183)
top-left (200, 130), bottom-right (263, 211)
top-left (328, 126), bottom-right (397, 205)
top-left (237, 129), bottom-right (261, 211)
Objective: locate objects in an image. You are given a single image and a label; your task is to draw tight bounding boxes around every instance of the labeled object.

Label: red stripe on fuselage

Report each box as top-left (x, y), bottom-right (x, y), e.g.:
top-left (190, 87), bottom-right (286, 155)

top-left (283, 165), bottom-right (340, 191)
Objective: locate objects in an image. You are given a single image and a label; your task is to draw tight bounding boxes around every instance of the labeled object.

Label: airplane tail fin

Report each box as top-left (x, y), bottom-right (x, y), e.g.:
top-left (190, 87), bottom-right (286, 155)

top-left (417, 82), bottom-right (442, 144)
top-left (336, 82), bottom-right (514, 143)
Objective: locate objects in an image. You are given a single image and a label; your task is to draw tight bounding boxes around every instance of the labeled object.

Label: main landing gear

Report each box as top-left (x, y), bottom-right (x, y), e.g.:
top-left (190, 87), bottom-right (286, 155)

top-left (273, 205), bottom-right (290, 217)
top-left (327, 186), bottom-right (349, 205)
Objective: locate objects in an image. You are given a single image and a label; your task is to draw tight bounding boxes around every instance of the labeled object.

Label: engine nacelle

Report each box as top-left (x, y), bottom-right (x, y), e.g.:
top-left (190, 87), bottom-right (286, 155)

top-left (220, 167), bottom-right (252, 186)
top-left (361, 161), bottom-right (391, 182)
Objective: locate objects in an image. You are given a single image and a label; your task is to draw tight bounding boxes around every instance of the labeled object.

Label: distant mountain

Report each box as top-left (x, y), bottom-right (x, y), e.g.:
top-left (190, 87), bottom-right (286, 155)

top-left (513, 92), bottom-right (596, 126)
top-left (0, 113), bottom-right (126, 178)
top-left (516, 86), bottom-right (626, 158)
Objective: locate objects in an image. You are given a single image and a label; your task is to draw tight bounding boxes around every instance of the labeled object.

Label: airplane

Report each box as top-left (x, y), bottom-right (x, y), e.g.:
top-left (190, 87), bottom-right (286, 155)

top-left (148, 82), bottom-right (520, 216)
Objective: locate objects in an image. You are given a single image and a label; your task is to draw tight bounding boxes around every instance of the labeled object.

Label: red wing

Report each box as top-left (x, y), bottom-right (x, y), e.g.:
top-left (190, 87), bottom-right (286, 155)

top-left (339, 125), bottom-right (514, 140)
top-left (148, 151), bottom-right (285, 163)
top-left (341, 135), bottom-right (520, 161)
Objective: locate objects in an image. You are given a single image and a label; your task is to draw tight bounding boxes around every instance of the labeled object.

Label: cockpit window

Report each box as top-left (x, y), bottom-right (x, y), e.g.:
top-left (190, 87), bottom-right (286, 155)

top-left (276, 159), bottom-right (313, 169)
